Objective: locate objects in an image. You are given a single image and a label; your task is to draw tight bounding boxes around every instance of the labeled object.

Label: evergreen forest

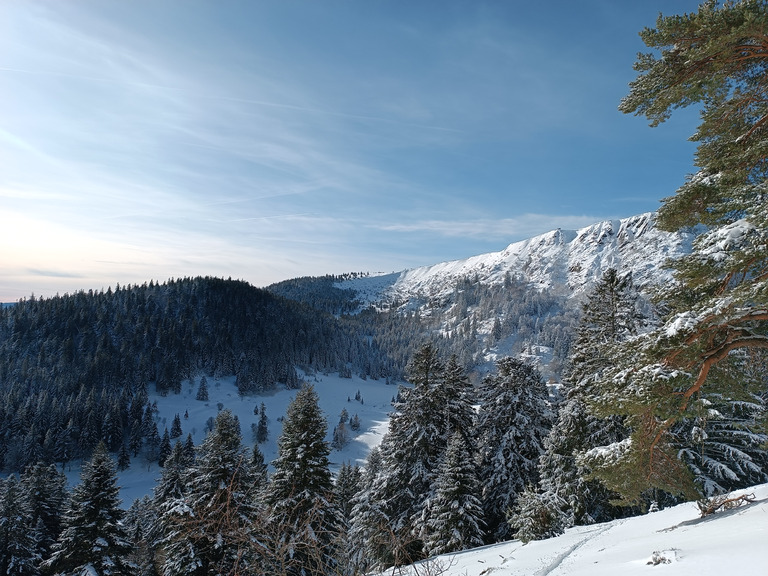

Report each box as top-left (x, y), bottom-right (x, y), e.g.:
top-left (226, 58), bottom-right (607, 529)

top-left (1, 1), bottom-right (768, 574)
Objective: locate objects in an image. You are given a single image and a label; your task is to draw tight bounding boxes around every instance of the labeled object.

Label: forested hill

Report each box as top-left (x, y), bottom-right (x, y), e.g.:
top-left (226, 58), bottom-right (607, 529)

top-left (268, 213), bottom-right (699, 382)
top-left (0, 276), bottom-right (390, 472)
top-left (267, 273), bottom-right (368, 316)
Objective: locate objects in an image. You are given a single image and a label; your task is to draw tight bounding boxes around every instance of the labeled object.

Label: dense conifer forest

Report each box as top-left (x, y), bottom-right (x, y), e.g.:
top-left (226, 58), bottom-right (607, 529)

top-left (1, 1), bottom-right (768, 574)
top-left (0, 267), bottom-right (765, 574)
top-left (0, 276), bottom-right (392, 472)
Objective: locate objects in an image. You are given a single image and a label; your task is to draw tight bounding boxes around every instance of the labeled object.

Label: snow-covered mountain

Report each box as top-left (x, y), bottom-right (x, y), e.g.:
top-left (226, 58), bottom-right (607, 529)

top-left (339, 212), bottom-right (699, 309)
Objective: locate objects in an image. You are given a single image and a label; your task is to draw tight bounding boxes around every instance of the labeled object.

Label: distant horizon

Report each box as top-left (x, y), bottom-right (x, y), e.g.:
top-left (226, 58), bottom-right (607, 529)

top-left (2, 208), bottom-right (674, 304)
top-left (1, 1), bottom-right (703, 302)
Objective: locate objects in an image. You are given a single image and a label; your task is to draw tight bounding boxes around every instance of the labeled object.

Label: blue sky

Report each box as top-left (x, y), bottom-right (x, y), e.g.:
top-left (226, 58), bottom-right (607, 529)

top-left (1, 0), bottom-right (704, 301)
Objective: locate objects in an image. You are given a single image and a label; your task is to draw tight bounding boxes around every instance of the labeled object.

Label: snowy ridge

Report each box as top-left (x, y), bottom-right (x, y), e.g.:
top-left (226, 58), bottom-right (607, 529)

top-left (340, 213), bottom-right (698, 308)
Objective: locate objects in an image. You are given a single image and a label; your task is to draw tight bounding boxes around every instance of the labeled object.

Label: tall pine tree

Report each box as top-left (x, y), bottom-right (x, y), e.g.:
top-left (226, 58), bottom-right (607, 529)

top-left (0, 475), bottom-right (40, 576)
top-left (517, 268), bottom-right (641, 538)
top-left (46, 443), bottom-right (132, 576)
top-left (421, 432), bottom-right (484, 557)
top-left (363, 343), bottom-right (448, 567)
top-left (265, 383), bottom-right (341, 575)
top-left (159, 410), bottom-right (258, 576)
top-left (19, 462), bottom-right (67, 560)
top-left (598, 0), bottom-right (768, 501)
top-left (475, 357), bottom-right (552, 542)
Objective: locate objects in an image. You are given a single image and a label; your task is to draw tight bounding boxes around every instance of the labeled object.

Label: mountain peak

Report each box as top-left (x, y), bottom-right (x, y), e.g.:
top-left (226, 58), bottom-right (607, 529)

top-left (340, 212), bottom-right (698, 309)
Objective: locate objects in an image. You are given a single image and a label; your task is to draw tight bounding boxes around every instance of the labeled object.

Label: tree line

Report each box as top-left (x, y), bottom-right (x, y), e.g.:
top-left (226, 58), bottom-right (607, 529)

top-left (3, 264), bottom-right (763, 575)
top-left (0, 276), bottom-right (394, 473)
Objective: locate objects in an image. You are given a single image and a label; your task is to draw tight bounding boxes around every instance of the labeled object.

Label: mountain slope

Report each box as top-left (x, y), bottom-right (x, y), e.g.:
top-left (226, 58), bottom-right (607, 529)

top-left (340, 212), bottom-right (699, 309)
top-left (395, 483), bottom-right (768, 576)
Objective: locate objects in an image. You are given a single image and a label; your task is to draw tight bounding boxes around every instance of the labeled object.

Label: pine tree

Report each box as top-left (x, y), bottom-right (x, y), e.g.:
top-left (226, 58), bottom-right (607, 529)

top-left (332, 462), bottom-right (362, 573)
top-left (475, 357), bottom-right (552, 542)
top-left (676, 380), bottom-right (768, 495)
top-left (124, 496), bottom-right (157, 576)
top-left (158, 429), bottom-right (172, 467)
top-left (154, 442), bottom-right (193, 512)
top-left (349, 448), bottom-right (390, 574)
top-left (599, 0), bottom-right (768, 501)
top-left (46, 443), bottom-right (133, 575)
top-left (521, 269), bottom-right (641, 534)
top-left (117, 442), bottom-right (131, 471)
top-left (170, 414), bottom-right (183, 439)
top-left (265, 383), bottom-right (342, 575)
top-left (250, 443), bottom-right (268, 490)
top-left (183, 433), bottom-right (196, 462)
top-left (19, 462), bottom-right (67, 559)
top-left (129, 421), bottom-right (143, 457)
top-left (195, 377), bottom-right (209, 402)
top-left (159, 410), bottom-right (258, 576)
top-left (509, 485), bottom-right (568, 544)
top-left (565, 268), bottom-right (642, 390)
top-left (421, 432), bottom-right (484, 556)
top-left (145, 424), bottom-right (161, 465)
top-left (365, 343), bottom-right (446, 566)
top-left (334, 462), bottom-right (362, 520)
top-left (440, 355), bottom-right (476, 450)
top-left (152, 442), bottom-right (191, 565)
top-left (331, 421), bottom-right (350, 451)
top-left (0, 475), bottom-right (40, 576)
top-left (256, 403), bottom-right (269, 444)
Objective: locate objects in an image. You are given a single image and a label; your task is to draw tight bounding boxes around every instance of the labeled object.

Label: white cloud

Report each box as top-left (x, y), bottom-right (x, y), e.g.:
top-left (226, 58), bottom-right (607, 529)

top-left (373, 214), bottom-right (605, 241)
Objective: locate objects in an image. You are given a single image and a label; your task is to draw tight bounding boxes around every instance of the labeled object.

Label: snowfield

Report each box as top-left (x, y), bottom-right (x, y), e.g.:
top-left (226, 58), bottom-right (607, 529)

top-left (105, 371), bottom-right (399, 505)
top-left (395, 484), bottom-right (768, 576)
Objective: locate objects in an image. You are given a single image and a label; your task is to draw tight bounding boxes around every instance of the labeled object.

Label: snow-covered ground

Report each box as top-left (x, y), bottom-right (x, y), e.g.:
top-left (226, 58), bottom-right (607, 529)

top-left (396, 484), bottom-right (768, 576)
top-left (62, 372), bottom-right (399, 506)
top-left (44, 374), bottom-right (768, 576)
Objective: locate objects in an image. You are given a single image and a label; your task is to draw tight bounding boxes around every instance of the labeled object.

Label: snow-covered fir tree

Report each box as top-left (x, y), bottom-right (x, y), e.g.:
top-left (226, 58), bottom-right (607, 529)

top-left (440, 354), bottom-right (476, 451)
top-left (46, 443), bottom-right (133, 576)
top-left (19, 462), bottom-right (67, 560)
top-left (256, 402), bottom-right (269, 444)
top-left (158, 429), bottom-right (172, 467)
top-left (250, 442), bottom-right (269, 491)
top-left (265, 383), bottom-right (342, 575)
top-left (117, 442), bottom-right (131, 471)
top-left (334, 462), bottom-right (362, 520)
top-left (159, 410), bottom-right (259, 576)
top-left (195, 376), bottom-right (209, 402)
top-left (348, 448), bottom-right (390, 574)
top-left (509, 485), bottom-right (568, 545)
top-left (362, 343), bottom-right (448, 566)
top-left (565, 268), bottom-right (643, 390)
top-left (170, 414), bottom-right (182, 439)
top-left (677, 376), bottom-right (768, 495)
top-left (514, 268), bottom-right (642, 540)
top-left (333, 462), bottom-right (362, 574)
top-left (475, 357), bottom-right (552, 542)
top-left (421, 432), bottom-right (484, 556)
top-left (152, 441), bottom-right (193, 558)
top-left (354, 345), bottom-right (480, 567)
top-left (124, 496), bottom-right (157, 576)
top-left (0, 475), bottom-right (40, 576)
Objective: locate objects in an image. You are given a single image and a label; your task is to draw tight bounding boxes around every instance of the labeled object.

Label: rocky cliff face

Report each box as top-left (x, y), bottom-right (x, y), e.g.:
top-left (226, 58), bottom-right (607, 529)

top-left (340, 212), bottom-right (699, 308)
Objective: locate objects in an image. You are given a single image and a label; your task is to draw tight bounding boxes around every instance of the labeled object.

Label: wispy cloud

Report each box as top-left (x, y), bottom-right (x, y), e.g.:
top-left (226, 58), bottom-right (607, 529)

top-left (0, 0), bottom-right (692, 302)
top-left (373, 214), bottom-right (606, 241)
top-left (26, 269), bottom-right (86, 279)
